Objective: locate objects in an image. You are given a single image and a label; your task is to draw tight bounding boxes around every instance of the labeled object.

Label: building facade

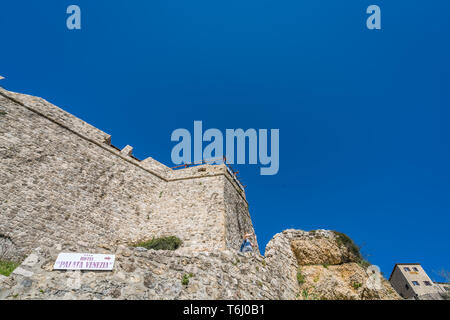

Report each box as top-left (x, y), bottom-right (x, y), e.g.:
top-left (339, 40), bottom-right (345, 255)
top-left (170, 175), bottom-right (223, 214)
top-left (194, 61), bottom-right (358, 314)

top-left (389, 263), bottom-right (447, 299)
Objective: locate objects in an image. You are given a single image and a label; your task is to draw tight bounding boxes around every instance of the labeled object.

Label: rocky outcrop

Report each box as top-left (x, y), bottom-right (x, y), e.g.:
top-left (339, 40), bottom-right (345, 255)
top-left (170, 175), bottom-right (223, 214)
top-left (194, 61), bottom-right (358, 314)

top-left (297, 263), bottom-right (399, 300)
top-left (273, 229), bottom-right (400, 300)
top-left (290, 229), bottom-right (361, 265)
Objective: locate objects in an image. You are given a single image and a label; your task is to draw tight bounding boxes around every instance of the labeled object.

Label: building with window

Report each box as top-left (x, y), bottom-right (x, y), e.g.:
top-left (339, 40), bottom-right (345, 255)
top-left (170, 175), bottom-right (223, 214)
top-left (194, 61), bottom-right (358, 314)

top-left (389, 263), bottom-right (448, 299)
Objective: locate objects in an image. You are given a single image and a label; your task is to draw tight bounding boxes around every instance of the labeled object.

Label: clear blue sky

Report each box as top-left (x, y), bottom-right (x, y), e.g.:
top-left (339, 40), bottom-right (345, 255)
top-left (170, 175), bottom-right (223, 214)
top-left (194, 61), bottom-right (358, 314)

top-left (1, 1), bottom-right (449, 281)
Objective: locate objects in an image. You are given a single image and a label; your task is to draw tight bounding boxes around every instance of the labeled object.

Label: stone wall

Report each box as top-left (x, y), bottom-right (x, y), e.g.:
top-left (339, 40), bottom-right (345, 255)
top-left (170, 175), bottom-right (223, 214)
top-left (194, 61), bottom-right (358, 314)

top-left (224, 177), bottom-right (259, 253)
top-left (0, 245), bottom-right (285, 300)
top-left (0, 92), bottom-right (162, 256)
top-left (0, 87), bottom-right (255, 257)
top-left (154, 175), bottom-right (227, 251)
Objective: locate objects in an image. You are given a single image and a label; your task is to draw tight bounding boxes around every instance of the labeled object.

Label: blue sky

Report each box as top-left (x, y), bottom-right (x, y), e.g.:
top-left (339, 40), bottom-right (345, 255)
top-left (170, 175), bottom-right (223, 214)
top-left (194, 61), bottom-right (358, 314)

top-left (1, 1), bottom-right (449, 281)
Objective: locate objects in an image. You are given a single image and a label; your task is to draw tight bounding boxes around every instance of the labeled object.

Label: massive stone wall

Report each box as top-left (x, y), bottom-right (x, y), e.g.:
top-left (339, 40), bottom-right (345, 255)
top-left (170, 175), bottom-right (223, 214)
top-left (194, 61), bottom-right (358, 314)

top-left (0, 87), bottom-right (255, 257)
top-left (0, 92), bottom-right (162, 256)
top-left (0, 245), bottom-right (284, 300)
top-left (153, 175), bottom-right (227, 251)
top-left (223, 176), bottom-right (258, 253)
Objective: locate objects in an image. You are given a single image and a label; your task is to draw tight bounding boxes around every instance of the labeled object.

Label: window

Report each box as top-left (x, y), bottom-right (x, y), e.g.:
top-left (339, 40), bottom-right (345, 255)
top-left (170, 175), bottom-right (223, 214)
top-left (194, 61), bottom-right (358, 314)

top-left (413, 267), bottom-right (419, 272)
top-left (424, 281), bottom-right (432, 286)
top-left (405, 284), bottom-right (410, 290)
top-left (412, 281), bottom-right (420, 286)
top-left (404, 267), bottom-right (411, 272)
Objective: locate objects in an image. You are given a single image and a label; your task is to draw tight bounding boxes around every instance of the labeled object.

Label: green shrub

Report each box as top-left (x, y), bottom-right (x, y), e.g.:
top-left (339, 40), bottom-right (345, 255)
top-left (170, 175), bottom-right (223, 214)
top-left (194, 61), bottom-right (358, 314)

top-left (352, 282), bottom-right (362, 290)
top-left (0, 260), bottom-right (20, 277)
top-left (134, 236), bottom-right (182, 250)
top-left (333, 231), bottom-right (361, 258)
top-left (297, 268), bottom-right (305, 285)
top-left (182, 273), bottom-right (193, 286)
top-left (333, 231), bottom-right (374, 269)
top-left (302, 289), bottom-right (309, 299)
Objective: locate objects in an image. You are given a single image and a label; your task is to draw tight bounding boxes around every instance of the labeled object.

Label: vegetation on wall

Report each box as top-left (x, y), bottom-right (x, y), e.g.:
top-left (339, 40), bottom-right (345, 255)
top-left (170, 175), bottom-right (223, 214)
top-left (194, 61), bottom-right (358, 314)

top-left (332, 231), bottom-right (371, 268)
top-left (182, 273), bottom-right (194, 286)
top-left (0, 260), bottom-right (19, 277)
top-left (297, 268), bottom-right (305, 285)
top-left (134, 236), bottom-right (182, 251)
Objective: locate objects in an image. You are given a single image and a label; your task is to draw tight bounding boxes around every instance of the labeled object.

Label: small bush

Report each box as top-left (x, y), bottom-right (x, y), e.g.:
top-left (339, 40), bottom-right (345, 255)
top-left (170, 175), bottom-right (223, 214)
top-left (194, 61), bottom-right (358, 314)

top-left (352, 282), bottom-right (362, 290)
top-left (134, 236), bottom-right (182, 251)
top-left (333, 231), bottom-right (361, 258)
top-left (297, 268), bottom-right (305, 285)
top-left (182, 273), bottom-right (193, 286)
top-left (0, 260), bottom-right (20, 277)
top-left (333, 231), bottom-right (374, 268)
top-left (302, 289), bottom-right (309, 299)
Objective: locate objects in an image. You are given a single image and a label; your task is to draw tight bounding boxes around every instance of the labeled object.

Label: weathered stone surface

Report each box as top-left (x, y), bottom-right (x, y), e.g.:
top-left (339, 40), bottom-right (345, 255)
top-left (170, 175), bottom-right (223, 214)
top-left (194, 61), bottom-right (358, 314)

top-left (289, 229), bottom-right (361, 265)
top-left (0, 247), bottom-right (282, 300)
top-left (268, 230), bottom-right (401, 300)
top-left (12, 267), bottom-right (34, 278)
top-left (0, 87), bottom-right (254, 255)
top-left (297, 263), bottom-right (399, 300)
top-left (0, 235), bottom-right (24, 262)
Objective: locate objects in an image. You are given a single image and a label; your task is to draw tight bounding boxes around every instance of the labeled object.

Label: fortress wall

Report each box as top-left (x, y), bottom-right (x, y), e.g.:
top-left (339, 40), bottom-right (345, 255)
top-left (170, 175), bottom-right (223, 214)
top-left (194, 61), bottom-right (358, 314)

top-left (0, 93), bottom-right (165, 256)
top-left (1, 89), bottom-right (111, 145)
top-left (223, 177), bottom-right (258, 252)
top-left (0, 87), bottom-right (254, 256)
top-left (0, 246), bottom-right (290, 300)
top-left (140, 157), bottom-right (171, 177)
top-left (156, 176), bottom-right (227, 251)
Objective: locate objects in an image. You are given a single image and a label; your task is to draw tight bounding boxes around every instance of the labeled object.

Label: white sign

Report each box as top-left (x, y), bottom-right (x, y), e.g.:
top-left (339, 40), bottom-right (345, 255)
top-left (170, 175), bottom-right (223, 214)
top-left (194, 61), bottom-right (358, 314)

top-left (53, 253), bottom-right (115, 271)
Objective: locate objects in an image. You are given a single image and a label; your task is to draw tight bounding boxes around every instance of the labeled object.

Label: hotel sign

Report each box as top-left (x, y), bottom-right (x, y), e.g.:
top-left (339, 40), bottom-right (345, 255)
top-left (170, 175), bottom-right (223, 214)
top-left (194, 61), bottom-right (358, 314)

top-left (53, 253), bottom-right (115, 271)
